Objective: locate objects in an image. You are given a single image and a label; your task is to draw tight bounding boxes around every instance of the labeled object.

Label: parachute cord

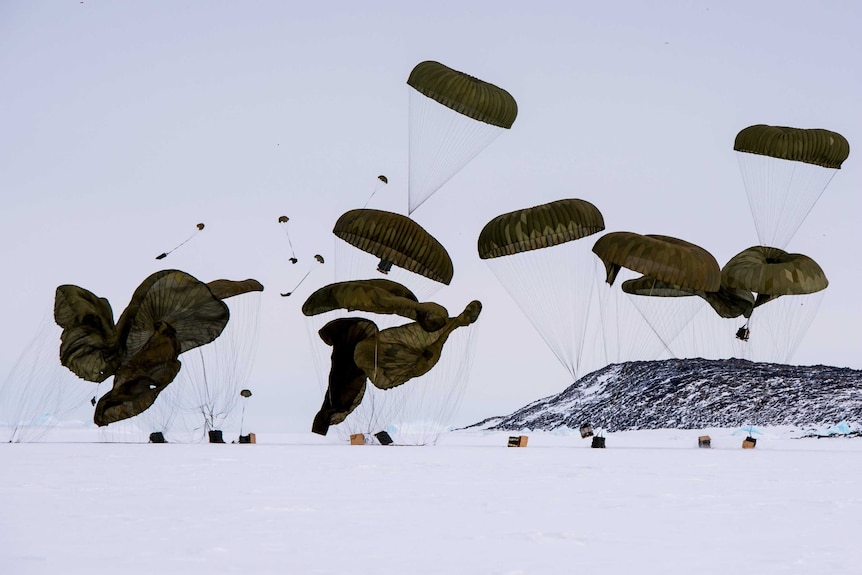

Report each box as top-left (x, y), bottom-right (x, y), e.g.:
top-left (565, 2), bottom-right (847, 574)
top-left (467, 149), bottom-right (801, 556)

top-left (155, 227), bottom-right (203, 260)
top-left (282, 226), bottom-right (297, 260)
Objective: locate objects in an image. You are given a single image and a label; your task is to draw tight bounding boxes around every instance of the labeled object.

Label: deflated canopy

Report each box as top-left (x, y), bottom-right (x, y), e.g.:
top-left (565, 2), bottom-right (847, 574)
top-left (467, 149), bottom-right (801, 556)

top-left (54, 285), bottom-right (119, 382)
top-left (478, 199), bottom-right (605, 259)
top-left (312, 317), bottom-right (379, 436)
top-left (333, 209), bottom-right (454, 285)
top-left (622, 275), bottom-right (755, 319)
top-left (302, 279), bottom-right (449, 332)
top-left (721, 246), bottom-right (828, 297)
top-left (117, 270), bottom-right (230, 359)
top-left (734, 125), bottom-right (850, 169)
top-left (592, 232), bottom-right (721, 292)
top-left (93, 321), bottom-right (181, 426)
top-left (354, 301), bottom-right (481, 390)
top-left (206, 278), bottom-right (265, 301)
top-left (407, 61), bottom-right (518, 129)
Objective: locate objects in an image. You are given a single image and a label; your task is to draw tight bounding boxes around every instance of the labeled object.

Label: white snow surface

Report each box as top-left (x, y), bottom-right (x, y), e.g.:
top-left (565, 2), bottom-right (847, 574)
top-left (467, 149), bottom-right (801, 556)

top-left (3, 428), bottom-right (861, 575)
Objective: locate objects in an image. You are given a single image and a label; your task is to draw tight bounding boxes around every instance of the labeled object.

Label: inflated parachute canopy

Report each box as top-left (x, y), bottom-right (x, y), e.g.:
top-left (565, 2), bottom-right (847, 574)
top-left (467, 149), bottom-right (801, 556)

top-left (302, 279), bottom-right (449, 332)
top-left (734, 125), bottom-right (850, 169)
top-left (354, 300), bottom-right (481, 390)
top-left (622, 275), bottom-right (755, 319)
top-left (407, 61), bottom-right (518, 129)
top-left (333, 208), bottom-right (454, 285)
top-left (592, 232), bottom-right (721, 292)
top-left (721, 246), bottom-right (828, 302)
top-left (477, 199), bottom-right (605, 259)
top-left (312, 317), bottom-right (379, 436)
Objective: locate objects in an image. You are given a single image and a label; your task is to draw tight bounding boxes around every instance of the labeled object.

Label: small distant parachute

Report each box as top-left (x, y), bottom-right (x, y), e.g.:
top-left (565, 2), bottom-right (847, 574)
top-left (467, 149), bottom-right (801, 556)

top-left (278, 215), bottom-right (289, 223)
top-left (278, 215), bottom-right (297, 263)
top-left (315, 254), bottom-right (325, 264)
top-left (333, 209), bottom-right (453, 285)
top-left (378, 175), bottom-right (388, 184)
top-left (240, 389), bottom-right (252, 398)
top-left (734, 124), bottom-right (850, 248)
top-left (280, 252), bottom-right (326, 297)
top-left (155, 223), bottom-right (206, 260)
top-left (407, 60), bottom-right (517, 213)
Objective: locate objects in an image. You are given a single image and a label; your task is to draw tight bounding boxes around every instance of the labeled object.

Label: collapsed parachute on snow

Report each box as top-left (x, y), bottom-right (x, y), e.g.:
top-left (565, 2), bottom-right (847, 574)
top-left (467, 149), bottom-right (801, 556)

top-left (54, 271), bottom-right (264, 426)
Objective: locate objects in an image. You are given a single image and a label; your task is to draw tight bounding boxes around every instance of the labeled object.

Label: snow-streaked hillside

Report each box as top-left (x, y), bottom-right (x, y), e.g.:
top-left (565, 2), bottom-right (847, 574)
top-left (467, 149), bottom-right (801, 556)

top-left (470, 358), bottom-right (862, 432)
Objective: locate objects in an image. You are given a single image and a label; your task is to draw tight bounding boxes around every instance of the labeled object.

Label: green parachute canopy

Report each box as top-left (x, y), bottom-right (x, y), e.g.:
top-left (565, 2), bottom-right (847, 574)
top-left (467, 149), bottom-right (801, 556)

top-left (734, 125), bottom-right (850, 169)
top-left (333, 209), bottom-right (454, 285)
top-left (721, 246), bottom-right (828, 303)
top-left (478, 199), bottom-right (605, 259)
top-left (302, 279), bottom-right (449, 332)
top-left (592, 232), bottom-right (721, 292)
top-left (407, 61), bottom-right (518, 129)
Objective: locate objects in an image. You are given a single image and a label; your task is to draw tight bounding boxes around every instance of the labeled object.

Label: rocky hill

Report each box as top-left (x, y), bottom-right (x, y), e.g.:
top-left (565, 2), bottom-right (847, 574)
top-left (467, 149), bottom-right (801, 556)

top-left (468, 358), bottom-right (862, 432)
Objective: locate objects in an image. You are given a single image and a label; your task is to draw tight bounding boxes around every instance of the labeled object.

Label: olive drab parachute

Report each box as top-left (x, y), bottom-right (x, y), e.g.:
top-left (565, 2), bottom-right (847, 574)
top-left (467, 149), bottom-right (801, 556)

top-left (240, 389), bottom-right (252, 398)
top-left (302, 279), bottom-right (449, 332)
top-left (734, 124), bottom-right (850, 249)
top-left (315, 255), bottom-right (325, 264)
top-left (312, 317), bottom-right (379, 436)
top-left (333, 208), bottom-right (454, 285)
top-left (477, 199), bottom-right (605, 379)
top-left (53, 271), bottom-right (264, 427)
top-left (592, 232), bottom-right (721, 292)
top-left (155, 223), bottom-right (206, 260)
top-left (407, 60), bottom-right (518, 213)
top-left (378, 175), bottom-right (388, 184)
top-left (278, 215), bottom-right (298, 263)
top-left (721, 246), bottom-right (828, 363)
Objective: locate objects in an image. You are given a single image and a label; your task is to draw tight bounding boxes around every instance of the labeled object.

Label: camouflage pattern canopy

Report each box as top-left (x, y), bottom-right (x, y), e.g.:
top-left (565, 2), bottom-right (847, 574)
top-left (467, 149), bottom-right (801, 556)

top-left (54, 270), bottom-right (264, 426)
top-left (721, 246), bottom-right (828, 306)
top-left (312, 318), bottom-right (379, 436)
top-left (592, 232), bottom-right (721, 292)
top-left (407, 61), bottom-right (518, 129)
top-left (734, 125), bottom-right (850, 169)
top-left (333, 209), bottom-right (454, 285)
top-left (477, 199), bottom-right (605, 259)
top-left (622, 275), bottom-right (755, 319)
top-left (354, 301), bottom-right (481, 390)
top-left (302, 279), bottom-right (449, 332)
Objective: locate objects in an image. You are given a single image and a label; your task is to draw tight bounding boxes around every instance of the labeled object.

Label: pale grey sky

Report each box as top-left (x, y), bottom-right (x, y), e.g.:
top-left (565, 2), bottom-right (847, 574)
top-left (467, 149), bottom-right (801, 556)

top-left (1, 1), bottom-right (859, 431)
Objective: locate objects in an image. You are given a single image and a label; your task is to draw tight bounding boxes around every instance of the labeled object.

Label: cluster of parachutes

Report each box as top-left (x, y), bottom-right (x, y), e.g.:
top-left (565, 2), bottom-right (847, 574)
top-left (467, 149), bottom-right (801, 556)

top-left (4, 57), bottom-right (851, 444)
top-left (477, 124), bottom-right (848, 387)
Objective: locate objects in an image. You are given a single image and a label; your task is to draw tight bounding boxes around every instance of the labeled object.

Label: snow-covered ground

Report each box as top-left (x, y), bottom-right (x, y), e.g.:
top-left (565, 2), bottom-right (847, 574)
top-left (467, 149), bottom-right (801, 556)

top-left (3, 428), bottom-right (861, 575)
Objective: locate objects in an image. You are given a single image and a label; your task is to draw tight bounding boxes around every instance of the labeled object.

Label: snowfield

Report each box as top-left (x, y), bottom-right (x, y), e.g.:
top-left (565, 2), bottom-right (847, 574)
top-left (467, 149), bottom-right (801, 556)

top-left (2, 428), bottom-right (861, 575)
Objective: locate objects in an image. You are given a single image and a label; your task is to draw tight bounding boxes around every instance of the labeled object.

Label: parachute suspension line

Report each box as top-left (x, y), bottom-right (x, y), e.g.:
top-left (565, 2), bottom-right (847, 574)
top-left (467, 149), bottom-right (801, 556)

top-left (363, 175), bottom-right (389, 209)
top-left (155, 223), bottom-right (205, 260)
top-left (737, 154), bottom-right (838, 249)
top-left (408, 91), bottom-right (505, 214)
top-left (278, 216), bottom-right (298, 263)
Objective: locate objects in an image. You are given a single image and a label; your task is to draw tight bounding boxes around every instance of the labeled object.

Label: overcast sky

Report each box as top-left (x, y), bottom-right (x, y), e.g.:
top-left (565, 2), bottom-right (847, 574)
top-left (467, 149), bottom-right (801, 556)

top-left (1, 1), bottom-right (859, 432)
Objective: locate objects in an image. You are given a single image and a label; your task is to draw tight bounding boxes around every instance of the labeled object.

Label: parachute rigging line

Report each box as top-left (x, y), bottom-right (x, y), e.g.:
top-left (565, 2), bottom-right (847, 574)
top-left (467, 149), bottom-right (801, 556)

top-left (278, 216), bottom-right (298, 263)
top-left (155, 223), bottom-right (205, 260)
top-left (280, 255), bottom-right (325, 297)
top-left (363, 175), bottom-right (389, 209)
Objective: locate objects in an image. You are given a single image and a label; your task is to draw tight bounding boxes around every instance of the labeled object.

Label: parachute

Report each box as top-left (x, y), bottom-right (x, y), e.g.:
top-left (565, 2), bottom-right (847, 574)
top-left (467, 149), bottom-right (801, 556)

top-left (478, 199), bottom-right (605, 379)
top-left (407, 60), bottom-right (517, 213)
top-left (155, 223), bottom-right (205, 260)
top-left (312, 317), bottom-right (379, 436)
top-left (302, 279), bottom-right (480, 444)
top-left (53, 271), bottom-right (263, 429)
top-left (734, 124), bottom-right (850, 248)
top-left (278, 215), bottom-right (298, 263)
top-left (592, 232), bottom-right (723, 359)
top-left (720, 246), bottom-right (827, 363)
top-left (333, 208), bottom-right (453, 286)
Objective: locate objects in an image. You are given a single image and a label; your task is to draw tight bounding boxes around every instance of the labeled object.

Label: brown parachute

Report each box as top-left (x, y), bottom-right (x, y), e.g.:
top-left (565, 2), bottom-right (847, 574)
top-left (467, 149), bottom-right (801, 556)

top-left (734, 125), bottom-right (849, 169)
top-left (721, 246), bottom-right (828, 308)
